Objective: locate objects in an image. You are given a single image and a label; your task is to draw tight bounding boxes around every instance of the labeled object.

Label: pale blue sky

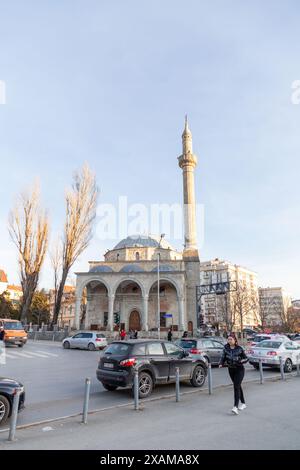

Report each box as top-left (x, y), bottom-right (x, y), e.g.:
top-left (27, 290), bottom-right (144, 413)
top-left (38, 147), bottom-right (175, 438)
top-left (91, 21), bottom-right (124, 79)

top-left (0, 0), bottom-right (299, 297)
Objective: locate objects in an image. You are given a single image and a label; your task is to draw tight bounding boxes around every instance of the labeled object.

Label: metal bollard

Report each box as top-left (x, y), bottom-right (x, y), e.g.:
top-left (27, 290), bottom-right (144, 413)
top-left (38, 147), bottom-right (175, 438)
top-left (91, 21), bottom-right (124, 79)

top-left (279, 356), bottom-right (285, 380)
top-left (8, 388), bottom-right (22, 441)
top-left (208, 363), bottom-right (213, 395)
top-left (82, 378), bottom-right (91, 424)
top-left (133, 369), bottom-right (139, 411)
top-left (297, 354), bottom-right (300, 377)
top-left (259, 359), bottom-right (264, 384)
top-left (175, 367), bottom-right (180, 402)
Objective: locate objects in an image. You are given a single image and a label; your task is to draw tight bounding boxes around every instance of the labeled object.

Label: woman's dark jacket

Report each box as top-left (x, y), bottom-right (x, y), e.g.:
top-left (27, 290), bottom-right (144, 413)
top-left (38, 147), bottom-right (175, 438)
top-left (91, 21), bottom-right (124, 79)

top-left (220, 344), bottom-right (248, 368)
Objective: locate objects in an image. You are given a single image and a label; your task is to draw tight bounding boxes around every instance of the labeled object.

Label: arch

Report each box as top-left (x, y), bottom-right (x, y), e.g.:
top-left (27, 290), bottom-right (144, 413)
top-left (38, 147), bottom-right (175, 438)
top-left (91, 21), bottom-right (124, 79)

top-left (188, 321), bottom-right (193, 333)
top-left (112, 277), bottom-right (146, 298)
top-left (76, 277), bottom-right (112, 300)
top-left (129, 309), bottom-right (141, 331)
top-left (146, 276), bottom-right (182, 299)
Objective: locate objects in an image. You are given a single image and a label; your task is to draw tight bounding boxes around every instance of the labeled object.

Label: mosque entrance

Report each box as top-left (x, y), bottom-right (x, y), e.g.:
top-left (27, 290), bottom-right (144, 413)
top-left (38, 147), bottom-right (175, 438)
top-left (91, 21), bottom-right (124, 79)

top-left (129, 310), bottom-right (141, 331)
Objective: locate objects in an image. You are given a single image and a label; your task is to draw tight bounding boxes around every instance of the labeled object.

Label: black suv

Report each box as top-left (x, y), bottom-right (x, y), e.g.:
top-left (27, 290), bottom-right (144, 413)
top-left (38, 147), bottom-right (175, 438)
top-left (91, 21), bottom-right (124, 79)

top-left (96, 339), bottom-right (208, 398)
top-left (0, 377), bottom-right (25, 425)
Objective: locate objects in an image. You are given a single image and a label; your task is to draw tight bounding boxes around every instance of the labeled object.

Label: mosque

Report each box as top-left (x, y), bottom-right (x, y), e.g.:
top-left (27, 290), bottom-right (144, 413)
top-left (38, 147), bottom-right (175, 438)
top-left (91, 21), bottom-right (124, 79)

top-left (74, 119), bottom-right (200, 336)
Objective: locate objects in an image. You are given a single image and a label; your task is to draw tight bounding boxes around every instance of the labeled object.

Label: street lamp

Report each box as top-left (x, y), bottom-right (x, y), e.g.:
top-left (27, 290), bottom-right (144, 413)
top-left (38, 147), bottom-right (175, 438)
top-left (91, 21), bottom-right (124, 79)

top-left (157, 234), bottom-right (165, 339)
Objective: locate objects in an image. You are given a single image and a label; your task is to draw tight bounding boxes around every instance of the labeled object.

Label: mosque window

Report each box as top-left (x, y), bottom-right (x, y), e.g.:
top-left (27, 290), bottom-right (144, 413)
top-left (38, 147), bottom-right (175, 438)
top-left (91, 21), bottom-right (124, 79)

top-left (117, 253), bottom-right (120, 261)
top-left (135, 252), bottom-right (140, 260)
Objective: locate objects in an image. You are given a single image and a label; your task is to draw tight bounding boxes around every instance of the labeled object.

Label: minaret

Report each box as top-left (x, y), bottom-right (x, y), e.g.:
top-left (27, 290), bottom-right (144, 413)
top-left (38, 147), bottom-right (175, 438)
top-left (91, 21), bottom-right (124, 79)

top-left (178, 116), bottom-right (199, 258)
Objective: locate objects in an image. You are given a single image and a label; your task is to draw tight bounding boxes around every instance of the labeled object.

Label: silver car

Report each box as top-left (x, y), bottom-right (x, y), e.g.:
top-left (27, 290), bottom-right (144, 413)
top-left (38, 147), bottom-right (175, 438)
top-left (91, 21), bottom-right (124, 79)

top-left (247, 339), bottom-right (300, 372)
top-left (175, 337), bottom-right (225, 365)
top-left (62, 332), bottom-right (108, 351)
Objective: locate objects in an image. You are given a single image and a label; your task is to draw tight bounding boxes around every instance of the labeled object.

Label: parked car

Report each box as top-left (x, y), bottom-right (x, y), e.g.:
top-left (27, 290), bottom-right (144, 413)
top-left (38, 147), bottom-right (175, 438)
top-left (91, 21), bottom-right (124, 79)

top-left (0, 377), bottom-right (25, 425)
top-left (247, 339), bottom-right (300, 372)
top-left (96, 339), bottom-right (208, 398)
top-left (250, 334), bottom-right (288, 346)
top-left (62, 332), bottom-right (108, 351)
top-left (175, 337), bottom-right (225, 365)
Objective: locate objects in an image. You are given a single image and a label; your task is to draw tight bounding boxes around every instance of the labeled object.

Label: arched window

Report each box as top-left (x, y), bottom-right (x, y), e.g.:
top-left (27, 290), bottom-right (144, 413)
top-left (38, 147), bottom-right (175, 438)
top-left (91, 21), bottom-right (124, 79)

top-left (135, 252), bottom-right (140, 261)
top-left (117, 253), bottom-right (120, 261)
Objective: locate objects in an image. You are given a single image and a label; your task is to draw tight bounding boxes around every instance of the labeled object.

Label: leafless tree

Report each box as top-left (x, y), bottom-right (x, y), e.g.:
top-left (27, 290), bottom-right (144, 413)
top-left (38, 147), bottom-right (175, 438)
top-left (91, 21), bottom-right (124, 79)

top-left (51, 164), bottom-right (98, 327)
top-left (8, 184), bottom-right (49, 323)
top-left (231, 281), bottom-right (260, 334)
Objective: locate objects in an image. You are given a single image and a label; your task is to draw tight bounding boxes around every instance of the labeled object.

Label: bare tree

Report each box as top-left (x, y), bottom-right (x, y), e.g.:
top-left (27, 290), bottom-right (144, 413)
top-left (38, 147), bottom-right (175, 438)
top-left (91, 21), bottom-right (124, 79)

top-left (49, 238), bottom-right (62, 316)
top-left (231, 281), bottom-right (259, 334)
top-left (8, 184), bottom-right (49, 323)
top-left (51, 164), bottom-right (98, 327)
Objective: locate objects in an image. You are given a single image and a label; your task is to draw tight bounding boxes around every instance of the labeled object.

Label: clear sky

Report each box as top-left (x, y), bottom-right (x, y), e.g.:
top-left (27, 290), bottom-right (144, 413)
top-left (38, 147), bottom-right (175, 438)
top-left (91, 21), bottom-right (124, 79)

top-left (0, 0), bottom-right (299, 298)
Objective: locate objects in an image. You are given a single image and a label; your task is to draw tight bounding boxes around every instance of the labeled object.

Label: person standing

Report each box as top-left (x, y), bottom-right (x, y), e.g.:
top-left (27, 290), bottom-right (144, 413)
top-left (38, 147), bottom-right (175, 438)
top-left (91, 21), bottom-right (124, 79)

top-left (167, 328), bottom-right (172, 342)
top-left (0, 326), bottom-right (5, 341)
top-left (120, 329), bottom-right (126, 341)
top-left (219, 333), bottom-right (248, 415)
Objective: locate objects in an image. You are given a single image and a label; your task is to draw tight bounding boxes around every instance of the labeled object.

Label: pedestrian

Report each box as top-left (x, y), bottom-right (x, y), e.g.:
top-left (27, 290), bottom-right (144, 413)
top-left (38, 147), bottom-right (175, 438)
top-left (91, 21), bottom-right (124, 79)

top-left (120, 329), bottom-right (126, 341)
top-left (0, 326), bottom-right (5, 341)
top-left (134, 330), bottom-right (138, 339)
top-left (219, 333), bottom-right (248, 415)
top-left (182, 330), bottom-right (188, 338)
top-left (167, 328), bottom-right (172, 342)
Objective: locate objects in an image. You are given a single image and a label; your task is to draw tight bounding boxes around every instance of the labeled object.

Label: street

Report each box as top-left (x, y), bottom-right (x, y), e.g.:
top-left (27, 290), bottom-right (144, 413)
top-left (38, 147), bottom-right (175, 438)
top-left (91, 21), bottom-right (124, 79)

top-left (0, 339), bottom-right (283, 429)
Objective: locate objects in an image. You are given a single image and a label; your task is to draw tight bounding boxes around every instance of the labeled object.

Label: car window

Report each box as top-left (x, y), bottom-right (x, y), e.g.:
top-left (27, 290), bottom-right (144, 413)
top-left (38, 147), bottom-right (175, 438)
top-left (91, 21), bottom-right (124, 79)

top-left (105, 343), bottom-right (131, 355)
top-left (177, 340), bottom-right (197, 349)
top-left (147, 342), bottom-right (165, 356)
top-left (256, 341), bottom-right (282, 349)
top-left (212, 341), bottom-right (224, 349)
top-left (82, 333), bottom-right (93, 338)
top-left (254, 336), bottom-right (271, 342)
top-left (72, 333), bottom-right (83, 339)
top-left (284, 342), bottom-right (297, 350)
top-left (96, 334), bottom-right (105, 338)
top-left (165, 343), bottom-right (184, 356)
top-left (202, 340), bottom-right (214, 348)
top-left (132, 344), bottom-right (147, 355)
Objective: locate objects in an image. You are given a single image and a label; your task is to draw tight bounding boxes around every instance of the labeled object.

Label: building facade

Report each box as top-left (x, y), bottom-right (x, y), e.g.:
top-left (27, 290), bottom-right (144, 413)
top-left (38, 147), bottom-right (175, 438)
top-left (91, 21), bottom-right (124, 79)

top-left (75, 119), bottom-right (200, 335)
top-left (259, 287), bottom-right (292, 328)
top-left (200, 259), bottom-right (260, 330)
top-left (0, 270), bottom-right (8, 295)
top-left (49, 286), bottom-right (76, 328)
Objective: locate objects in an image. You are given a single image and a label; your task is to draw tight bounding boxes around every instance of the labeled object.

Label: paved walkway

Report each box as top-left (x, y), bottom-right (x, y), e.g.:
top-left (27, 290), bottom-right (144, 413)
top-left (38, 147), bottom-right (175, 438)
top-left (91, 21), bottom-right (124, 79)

top-left (0, 376), bottom-right (299, 450)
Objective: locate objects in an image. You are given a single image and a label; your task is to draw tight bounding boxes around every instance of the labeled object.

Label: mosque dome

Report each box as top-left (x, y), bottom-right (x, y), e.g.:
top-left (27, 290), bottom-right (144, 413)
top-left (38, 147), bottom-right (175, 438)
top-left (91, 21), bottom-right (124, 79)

top-left (113, 234), bottom-right (174, 251)
top-left (89, 265), bottom-right (114, 273)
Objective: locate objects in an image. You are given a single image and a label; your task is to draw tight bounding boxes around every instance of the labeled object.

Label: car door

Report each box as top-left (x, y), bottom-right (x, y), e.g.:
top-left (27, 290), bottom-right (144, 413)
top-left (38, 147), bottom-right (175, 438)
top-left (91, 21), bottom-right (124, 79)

top-left (211, 340), bottom-right (225, 365)
top-left (164, 342), bottom-right (192, 381)
top-left (201, 339), bottom-right (217, 364)
top-left (146, 342), bottom-right (170, 384)
top-left (70, 333), bottom-right (84, 349)
top-left (81, 332), bottom-right (93, 349)
top-left (285, 341), bottom-right (300, 363)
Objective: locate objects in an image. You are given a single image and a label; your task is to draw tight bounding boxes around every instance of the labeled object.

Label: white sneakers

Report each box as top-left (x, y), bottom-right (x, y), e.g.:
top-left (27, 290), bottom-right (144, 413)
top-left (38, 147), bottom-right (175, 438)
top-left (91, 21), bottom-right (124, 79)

top-left (231, 403), bottom-right (247, 414)
top-left (238, 403), bottom-right (247, 410)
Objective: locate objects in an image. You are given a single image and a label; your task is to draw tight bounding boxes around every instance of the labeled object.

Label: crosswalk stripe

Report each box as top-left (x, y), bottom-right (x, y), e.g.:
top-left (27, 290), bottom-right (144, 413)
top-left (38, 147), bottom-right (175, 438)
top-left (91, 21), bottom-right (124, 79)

top-left (4, 353), bottom-right (18, 359)
top-left (22, 352), bottom-right (50, 358)
top-left (35, 350), bottom-right (59, 357)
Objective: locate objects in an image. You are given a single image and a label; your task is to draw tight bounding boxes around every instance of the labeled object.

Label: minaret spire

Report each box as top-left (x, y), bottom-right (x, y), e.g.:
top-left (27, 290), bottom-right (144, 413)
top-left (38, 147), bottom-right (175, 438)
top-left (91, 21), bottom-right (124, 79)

top-left (178, 117), bottom-right (198, 255)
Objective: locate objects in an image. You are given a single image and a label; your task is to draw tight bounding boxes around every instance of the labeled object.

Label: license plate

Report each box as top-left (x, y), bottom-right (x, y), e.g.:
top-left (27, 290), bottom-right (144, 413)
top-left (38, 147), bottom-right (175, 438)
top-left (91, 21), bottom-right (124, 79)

top-left (104, 362), bottom-right (114, 369)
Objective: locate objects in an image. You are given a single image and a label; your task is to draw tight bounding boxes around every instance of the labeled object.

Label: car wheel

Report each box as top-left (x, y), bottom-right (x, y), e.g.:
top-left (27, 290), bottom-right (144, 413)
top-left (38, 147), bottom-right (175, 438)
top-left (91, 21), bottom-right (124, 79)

top-left (137, 372), bottom-right (153, 398)
top-left (284, 358), bottom-right (293, 373)
top-left (63, 341), bottom-right (70, 349)
top-left (88, 343), bottom-right (96, 351)
top-left (253, 364), bottom-right (259, 370)
top-left (190, 364), bottom-right (206, 387)
top-left (17, 344), bottom-right (23, 348)
top-left (102, 384), bottom-right (118, 391)
top-left (0, 395), bottom-right (10, 425)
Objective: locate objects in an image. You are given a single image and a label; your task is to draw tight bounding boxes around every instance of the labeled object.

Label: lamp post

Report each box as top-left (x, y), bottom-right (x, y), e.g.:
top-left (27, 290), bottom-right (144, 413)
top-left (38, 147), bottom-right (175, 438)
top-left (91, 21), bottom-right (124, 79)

top-left (157, 234), bottom-right (165, 339)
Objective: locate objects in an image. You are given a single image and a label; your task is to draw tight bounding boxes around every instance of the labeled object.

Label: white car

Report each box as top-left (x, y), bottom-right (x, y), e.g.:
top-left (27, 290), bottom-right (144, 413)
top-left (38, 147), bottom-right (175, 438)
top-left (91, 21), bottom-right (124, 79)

top-left (250, 333), bottom-right (289, 346)
top-left (247, 339), bottom-right (300, 372)
top-left (62, 332), bottom-right (108, 351)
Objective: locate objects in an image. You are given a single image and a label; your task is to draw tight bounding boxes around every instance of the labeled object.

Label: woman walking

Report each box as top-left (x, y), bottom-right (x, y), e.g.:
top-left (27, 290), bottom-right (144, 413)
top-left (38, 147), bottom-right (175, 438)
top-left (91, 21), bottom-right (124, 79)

top-left (219, 333), bottom-right (248, 415)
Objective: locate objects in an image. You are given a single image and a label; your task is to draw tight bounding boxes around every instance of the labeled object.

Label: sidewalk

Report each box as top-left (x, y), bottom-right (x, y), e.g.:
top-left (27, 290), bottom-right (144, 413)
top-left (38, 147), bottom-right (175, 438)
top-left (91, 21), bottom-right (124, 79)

top-left (0, 376), bottom-right (299, 450)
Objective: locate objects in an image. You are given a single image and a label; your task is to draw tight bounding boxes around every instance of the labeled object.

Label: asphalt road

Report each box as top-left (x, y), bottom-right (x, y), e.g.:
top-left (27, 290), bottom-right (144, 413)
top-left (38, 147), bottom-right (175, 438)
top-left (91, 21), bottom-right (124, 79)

top-left (0, 339), bottom-right (282, 428)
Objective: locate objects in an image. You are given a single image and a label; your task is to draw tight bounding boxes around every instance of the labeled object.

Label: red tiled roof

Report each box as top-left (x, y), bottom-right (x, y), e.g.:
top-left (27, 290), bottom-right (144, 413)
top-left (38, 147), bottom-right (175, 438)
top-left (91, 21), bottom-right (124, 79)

top-left (0, 270), bottom-right (8, 283)
top-left (7, 284), bottom-right (22, 292)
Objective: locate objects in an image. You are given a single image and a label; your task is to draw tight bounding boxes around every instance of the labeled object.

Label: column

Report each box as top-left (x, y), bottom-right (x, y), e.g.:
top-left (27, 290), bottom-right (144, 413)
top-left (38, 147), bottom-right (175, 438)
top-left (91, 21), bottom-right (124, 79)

top-left (142, 295), bottom-right (149, 332)
top-left (178, 297), bottom-right (186, 331)
top-left (75, 298), bottom-right (81, 331)
top-left (108, 295), bottom-right (115, 332)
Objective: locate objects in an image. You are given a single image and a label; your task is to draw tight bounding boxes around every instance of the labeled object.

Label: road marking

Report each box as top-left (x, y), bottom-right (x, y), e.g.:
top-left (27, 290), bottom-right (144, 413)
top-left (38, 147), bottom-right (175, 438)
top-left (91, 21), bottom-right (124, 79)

top-left (35, 350), bottom-right (59, 357)
top-left (12, 352), bottom-right (37, 358)
top-left (22, 352), bottom-right (51, 358)
top-left (4, 353), bottom-right (18, 359)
